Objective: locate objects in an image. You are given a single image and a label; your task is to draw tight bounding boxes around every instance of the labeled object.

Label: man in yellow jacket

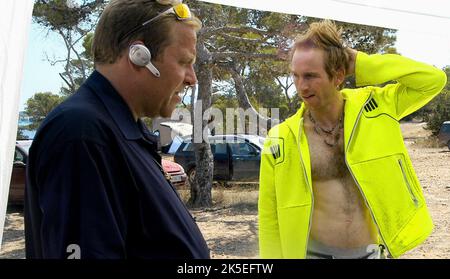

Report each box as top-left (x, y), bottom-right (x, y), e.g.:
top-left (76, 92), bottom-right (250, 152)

top-left (258, 20), bottom-right (447, 259)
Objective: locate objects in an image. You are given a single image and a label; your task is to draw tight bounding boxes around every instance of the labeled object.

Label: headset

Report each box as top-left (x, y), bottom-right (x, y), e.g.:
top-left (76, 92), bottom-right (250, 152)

top-left (128, 44), bottom-right (161, 78)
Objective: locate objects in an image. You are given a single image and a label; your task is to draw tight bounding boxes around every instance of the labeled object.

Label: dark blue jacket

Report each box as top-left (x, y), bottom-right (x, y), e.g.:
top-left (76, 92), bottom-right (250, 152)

top-left (25, 71), bottom-right (210, 259)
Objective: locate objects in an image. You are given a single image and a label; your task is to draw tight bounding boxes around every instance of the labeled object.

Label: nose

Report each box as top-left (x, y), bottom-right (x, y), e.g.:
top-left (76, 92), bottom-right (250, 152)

top-left (295, 77), bottom-right (309, 93)
top-left (184, 65), bottom-right (197, 87)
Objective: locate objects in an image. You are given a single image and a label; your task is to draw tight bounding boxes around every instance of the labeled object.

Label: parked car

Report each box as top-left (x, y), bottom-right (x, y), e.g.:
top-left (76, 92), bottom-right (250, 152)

top-left (438, 121), bottom-right (450, 150)
top-left (161, 159), bottom-right (187, 187)
top-left (173, 134), bottom-right (265, 184)
top-left (8, 140), bottom-right (187, 205)
top-left (9, 140), bottom-right (31, 204)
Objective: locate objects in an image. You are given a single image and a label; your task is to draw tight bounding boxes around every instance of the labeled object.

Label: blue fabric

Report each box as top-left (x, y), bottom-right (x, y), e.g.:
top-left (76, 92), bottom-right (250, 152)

top-left (25, 71), bottom-right (210, 259)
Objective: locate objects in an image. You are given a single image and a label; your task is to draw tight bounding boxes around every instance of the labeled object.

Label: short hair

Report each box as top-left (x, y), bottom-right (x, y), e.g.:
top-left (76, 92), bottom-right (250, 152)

top-left (291, 19), bottom-right (349, 79)
top-left (92, 0), bottom-right (202, 65)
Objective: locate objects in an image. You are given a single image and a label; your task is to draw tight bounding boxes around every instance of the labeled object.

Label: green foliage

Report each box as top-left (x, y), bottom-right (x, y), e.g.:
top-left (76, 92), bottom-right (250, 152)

top-left (33, 1), bottom-right (398, 115)
top-left (210, 93), bottom-right (238, 133)
top-left (33, 0), bottom-right (104, 95)
top-left (25, 92), bottom-right (65, 130)
top-left (59, 33), bottom-right (95, 96)
top-left (33, 0), bottom-right (103, 30)
top-left (16, 126), bottom-right (26, 140)
top-left (337, 21), bottom-right (396, 54)
top-left (82, 32), bottom-right (94, 61)
top-left (424, 67), bottom-right (450, 135)
top-left (187, 1), bottom-right (398, 118)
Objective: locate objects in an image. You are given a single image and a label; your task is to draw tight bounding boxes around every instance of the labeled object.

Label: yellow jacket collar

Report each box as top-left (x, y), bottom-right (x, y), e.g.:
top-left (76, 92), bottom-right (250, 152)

top-left (285, 89), bottom-right (372, 147)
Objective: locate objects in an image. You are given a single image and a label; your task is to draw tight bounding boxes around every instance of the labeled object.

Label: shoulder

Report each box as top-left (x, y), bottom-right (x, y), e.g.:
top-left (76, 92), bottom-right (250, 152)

top-left (266, 121), bottom-right (290, 143)
top-left (35, 86), bottom-right (115, 146)
top-left (267, 110), bottom-right (301, 139)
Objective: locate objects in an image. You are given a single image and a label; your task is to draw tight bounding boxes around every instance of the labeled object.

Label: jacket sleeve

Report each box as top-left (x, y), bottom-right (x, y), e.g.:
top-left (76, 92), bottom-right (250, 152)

top-left (355, 51), bottom-right (447, 120)
top-left (32, 140), bottom-right (128, 258)
top-left (258, 134), bottom-right (283, 258)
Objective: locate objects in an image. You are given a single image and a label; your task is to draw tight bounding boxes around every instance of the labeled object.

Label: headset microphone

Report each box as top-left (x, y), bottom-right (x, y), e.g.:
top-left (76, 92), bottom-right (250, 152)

top-left (129, 44), bottom-right (161, 78)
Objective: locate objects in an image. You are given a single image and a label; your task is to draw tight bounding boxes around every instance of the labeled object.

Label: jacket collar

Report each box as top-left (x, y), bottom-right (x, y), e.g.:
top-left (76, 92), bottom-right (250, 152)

top-left (285, 104), bottom-right (305, 145)
top-left (85, 70), bottom-right (144, 141)
top-left (285, 89), bottom-right (372, 147)
top-left (341, 88), bottom-right (372, 148)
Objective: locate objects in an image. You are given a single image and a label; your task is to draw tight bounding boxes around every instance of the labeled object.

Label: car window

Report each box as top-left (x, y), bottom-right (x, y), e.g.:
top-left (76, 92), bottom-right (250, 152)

top-left (230, 142), bottom-right (256, 156)
top-left (214, 143), bottom-right (227, 155)
top-left (442, 124), bottom-right (450, 133)
top-left (182, 143), bottom-right (194, 152)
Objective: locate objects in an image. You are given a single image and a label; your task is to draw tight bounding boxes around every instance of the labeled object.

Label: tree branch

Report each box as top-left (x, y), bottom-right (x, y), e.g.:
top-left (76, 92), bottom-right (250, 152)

top-left (59, 72), bottom-right (73, 90)
top-left (212, 52), bottom-right (282, 62)
top-left (57, 28), bottom-right (76, 92)
top-left (199, 26), bottom-right (272, 38)
top-left (224, 62), bottom-right (277, 130)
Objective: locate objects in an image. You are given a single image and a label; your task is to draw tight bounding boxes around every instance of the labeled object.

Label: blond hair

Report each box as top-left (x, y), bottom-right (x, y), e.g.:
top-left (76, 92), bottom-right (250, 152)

top-left (292, 19), bottom-right (349, 79)
top-left (92, 0), bottom-right (202, 65)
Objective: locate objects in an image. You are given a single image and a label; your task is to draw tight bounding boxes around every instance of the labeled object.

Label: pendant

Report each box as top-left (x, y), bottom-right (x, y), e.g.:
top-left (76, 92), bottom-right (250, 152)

top-left (324, 139), bottom-right (335, 147)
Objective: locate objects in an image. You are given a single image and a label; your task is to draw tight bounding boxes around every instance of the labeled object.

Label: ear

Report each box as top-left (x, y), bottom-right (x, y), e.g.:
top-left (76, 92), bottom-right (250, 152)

top-left (334, 68), bottom-right (345, 87)
top-left (127, 40), bottom-right (146, 64)
top-left (129, 40), bottom-right (144, 46)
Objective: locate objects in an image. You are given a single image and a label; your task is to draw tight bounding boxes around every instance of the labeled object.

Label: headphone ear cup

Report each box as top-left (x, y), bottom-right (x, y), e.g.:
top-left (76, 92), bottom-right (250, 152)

top-left (129, 44), bottom-right (151, 66)
top-left (128, 44), bottom-right (161, 78)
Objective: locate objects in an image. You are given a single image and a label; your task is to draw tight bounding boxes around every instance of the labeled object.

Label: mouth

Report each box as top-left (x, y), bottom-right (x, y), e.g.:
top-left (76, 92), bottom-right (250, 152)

top-left (301, 94), bottom-right (315, 100)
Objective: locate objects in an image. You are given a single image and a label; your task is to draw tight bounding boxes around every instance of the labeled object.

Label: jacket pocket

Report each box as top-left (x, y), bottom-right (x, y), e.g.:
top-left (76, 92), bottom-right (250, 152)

top-left (349, 154), bottom-right (421, 244)
top-left (397, 158), bottom-right (419, 207)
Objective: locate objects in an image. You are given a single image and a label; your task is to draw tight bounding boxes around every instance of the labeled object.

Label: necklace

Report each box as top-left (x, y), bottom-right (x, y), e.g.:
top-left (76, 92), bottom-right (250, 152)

top-left (308, 110), bottom-right (344, 147)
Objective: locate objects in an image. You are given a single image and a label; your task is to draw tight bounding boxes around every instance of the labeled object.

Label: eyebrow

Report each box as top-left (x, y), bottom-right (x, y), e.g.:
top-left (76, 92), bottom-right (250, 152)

top-left (185, 54), bottom-right (196, 64)
top-left (304, 72), bottom-right (319, 77)
top-left (290, 70), bottom-right (319, 77)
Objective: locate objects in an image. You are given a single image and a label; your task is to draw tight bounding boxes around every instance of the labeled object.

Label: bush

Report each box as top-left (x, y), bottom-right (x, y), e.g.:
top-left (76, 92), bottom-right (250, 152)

top-left (424, 92), bottom-right (450, 136)
top-left (424, 66), bottom-right (450, 135)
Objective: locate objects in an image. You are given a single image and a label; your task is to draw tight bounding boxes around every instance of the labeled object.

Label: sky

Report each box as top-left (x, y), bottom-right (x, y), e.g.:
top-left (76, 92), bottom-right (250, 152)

top-left (18, 13), bottom-right (450, 111)
top-left (19, 24), bottom-right (66, 111)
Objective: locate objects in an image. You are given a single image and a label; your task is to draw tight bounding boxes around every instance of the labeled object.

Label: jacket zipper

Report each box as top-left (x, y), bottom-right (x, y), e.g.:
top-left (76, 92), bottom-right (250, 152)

top-left (398, 159), bottom-right (419, 206)
top-left (297, 119), bottom-right (314, 258)
top-left (344, 93), bottom-right (393, 257)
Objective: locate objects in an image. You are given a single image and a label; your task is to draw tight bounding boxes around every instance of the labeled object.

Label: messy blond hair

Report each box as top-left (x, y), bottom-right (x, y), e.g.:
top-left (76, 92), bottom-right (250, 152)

top-left (292, 19), bottom-right (349, 79)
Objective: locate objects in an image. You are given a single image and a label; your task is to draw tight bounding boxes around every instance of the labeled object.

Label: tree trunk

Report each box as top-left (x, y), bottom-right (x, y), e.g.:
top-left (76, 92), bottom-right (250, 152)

top-left (188, 42), bottom-right (214, 208)
top-left (229, 64), bottom-right (278, 134)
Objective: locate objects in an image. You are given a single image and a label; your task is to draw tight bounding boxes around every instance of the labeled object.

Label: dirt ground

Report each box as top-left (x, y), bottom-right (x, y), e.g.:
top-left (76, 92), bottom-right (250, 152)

top-left (1, 122), bottom-right (449, 259)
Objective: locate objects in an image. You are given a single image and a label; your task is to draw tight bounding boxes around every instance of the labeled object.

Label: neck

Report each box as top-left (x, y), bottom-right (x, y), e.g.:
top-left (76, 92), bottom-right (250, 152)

top-left (307, 91), bottom-right (344, 129)
top-left (96, 64), bottom-right (140, 121)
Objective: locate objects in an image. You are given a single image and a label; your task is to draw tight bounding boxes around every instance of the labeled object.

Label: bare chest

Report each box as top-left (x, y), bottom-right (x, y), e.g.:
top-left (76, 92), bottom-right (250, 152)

top-left (305, 124), bottom-right (348, 181)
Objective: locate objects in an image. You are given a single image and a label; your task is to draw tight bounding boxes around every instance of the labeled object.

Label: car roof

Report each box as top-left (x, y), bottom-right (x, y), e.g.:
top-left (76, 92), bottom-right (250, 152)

top-left (16, 140), bottom-right (32, 154)
top-left (443, 121), bottom-right (450, 125)
top-left (183, 134), bottom-right (265, 148)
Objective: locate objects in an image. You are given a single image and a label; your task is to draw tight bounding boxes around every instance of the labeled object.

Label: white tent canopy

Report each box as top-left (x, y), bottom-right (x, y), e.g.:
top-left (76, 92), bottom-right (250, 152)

top-left (0, 0), bottom-right (34, 248)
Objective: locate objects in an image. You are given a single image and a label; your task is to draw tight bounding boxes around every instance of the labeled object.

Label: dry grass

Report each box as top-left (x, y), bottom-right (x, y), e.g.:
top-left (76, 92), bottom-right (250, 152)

top-left (412, 136), bottom-right (446, 148)
top-left (177, 183), bottom-right (259, 209)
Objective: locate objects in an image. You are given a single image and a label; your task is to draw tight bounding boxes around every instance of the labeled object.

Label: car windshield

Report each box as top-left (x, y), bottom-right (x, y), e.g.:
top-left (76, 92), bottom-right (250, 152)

top-left (243, 135), bottom-right (265, 149)
top-left (442, 124), bottom-right (450, 133)
top-left (168, 135), bottom-right (184, 154)
top-left (17, 140), bottom-right (32, 154)
top-left (179, 134), bottom-right (265, 150)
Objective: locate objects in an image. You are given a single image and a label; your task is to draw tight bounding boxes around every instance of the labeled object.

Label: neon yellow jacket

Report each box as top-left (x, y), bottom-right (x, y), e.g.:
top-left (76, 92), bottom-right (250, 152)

top-left (258, 52), bottom-right (447, 259)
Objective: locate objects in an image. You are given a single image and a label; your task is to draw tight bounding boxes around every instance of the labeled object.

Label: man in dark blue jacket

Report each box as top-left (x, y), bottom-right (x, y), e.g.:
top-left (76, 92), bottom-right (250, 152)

top-left (25, 0), bottom-right (209, 259)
